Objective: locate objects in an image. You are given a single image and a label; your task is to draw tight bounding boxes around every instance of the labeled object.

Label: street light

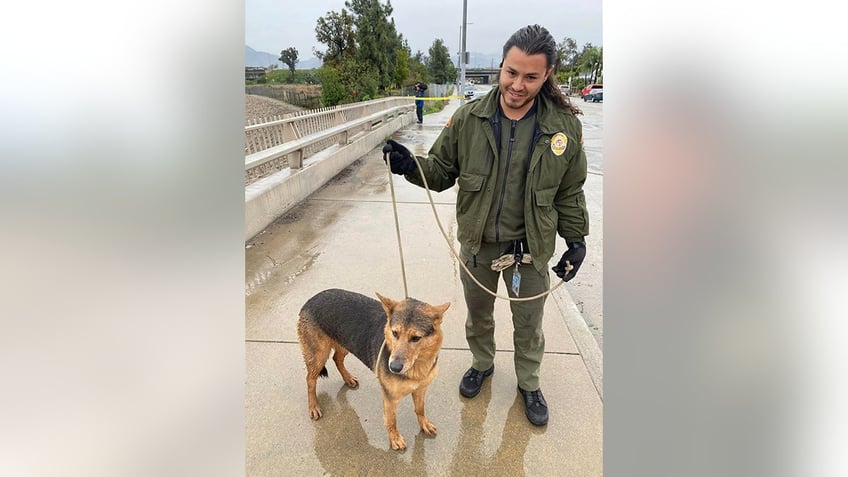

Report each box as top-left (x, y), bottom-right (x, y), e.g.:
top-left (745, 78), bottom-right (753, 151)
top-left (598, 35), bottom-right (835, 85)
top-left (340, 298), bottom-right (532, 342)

top-left (457, 23), bottom-right (474, 68)
top-left (459, 0), bottom-right (469, 104)
top-left (456, 22), bottom-right (473, 102)
top-left (457, 26), bottom-right (462, 68)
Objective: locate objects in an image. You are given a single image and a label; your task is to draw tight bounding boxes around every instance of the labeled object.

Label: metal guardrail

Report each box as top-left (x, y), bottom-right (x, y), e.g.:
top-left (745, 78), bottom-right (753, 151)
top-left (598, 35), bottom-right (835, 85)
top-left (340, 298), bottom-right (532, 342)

top-left (244, 97), bottom-right (414, 185)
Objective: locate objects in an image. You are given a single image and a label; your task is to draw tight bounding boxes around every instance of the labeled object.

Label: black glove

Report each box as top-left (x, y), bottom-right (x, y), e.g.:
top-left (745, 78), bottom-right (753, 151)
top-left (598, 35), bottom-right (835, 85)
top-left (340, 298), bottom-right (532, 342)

top-left (383, 139), bottom-right (416, 175)
top-left (552, 241), bottom-right (586, 282)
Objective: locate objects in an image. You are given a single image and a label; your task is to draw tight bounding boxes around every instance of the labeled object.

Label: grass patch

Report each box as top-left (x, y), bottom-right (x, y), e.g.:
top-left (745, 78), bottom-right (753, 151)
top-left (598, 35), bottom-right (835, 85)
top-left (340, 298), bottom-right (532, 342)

top-left (424, 100), bottom-right (447, 115)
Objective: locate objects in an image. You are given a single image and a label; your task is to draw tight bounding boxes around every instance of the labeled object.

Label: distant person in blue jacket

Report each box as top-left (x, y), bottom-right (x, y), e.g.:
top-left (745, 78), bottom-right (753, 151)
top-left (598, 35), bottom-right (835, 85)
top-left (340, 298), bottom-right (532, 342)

top-left (414, 82), bottom-right (427, 124)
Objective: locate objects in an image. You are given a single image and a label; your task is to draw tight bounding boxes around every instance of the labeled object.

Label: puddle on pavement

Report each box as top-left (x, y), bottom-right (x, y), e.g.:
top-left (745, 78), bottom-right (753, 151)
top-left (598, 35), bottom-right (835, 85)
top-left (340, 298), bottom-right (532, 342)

top-left (246, 198), bottom-right (350, 297)
top-left (245, 247), bottom-right (321, 297)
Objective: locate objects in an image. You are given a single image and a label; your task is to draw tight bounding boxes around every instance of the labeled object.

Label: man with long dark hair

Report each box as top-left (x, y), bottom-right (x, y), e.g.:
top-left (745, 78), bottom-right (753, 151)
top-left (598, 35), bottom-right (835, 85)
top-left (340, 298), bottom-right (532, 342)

top-left (384, 24), bottom-right (588, 426)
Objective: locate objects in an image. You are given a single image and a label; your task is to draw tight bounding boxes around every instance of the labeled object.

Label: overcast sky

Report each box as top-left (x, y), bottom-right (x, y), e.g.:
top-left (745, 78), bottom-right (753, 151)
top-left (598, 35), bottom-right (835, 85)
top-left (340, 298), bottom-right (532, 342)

top-left (245, 0), bottom-right (602, 59)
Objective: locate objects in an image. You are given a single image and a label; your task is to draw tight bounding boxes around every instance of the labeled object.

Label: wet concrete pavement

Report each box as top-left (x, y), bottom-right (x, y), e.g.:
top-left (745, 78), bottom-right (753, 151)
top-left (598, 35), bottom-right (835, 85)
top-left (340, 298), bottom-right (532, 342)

top-left (565, 96), bottom-right (604, 351)
top-left (245, 96), bottom-right (603, 476)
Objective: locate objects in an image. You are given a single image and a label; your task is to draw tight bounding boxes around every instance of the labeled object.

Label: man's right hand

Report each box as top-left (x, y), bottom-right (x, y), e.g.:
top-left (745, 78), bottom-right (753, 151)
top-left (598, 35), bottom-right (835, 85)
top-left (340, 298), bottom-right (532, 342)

top-left (383, 139), bottom-right (416, 175)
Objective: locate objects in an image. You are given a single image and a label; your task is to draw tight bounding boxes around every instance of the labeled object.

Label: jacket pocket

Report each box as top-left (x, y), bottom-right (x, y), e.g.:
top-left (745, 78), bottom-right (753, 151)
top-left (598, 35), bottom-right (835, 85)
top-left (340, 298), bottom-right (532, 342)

top-left (534, 186), bottom-right (558, 207)
top-left (457, 173), bottom-right (485, 192)
top-left (456, 173), bottom-right (485, 217)
top-left (534, 186), bottom-right (558, 231)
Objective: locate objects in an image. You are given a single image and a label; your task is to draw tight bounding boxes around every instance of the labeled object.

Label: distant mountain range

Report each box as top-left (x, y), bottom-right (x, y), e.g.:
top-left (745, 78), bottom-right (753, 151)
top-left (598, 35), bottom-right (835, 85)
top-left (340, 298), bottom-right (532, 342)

top-left (245, 45), bottom-right (500, 71)
top-left (245, 45), bottom-right (323, 69)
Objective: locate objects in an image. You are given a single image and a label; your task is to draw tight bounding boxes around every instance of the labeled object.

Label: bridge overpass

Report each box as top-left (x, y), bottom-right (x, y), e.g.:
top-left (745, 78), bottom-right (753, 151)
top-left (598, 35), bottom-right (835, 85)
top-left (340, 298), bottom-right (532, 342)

top-left (463, 67), bottom-right (500, 84)
top-left (244, 97), bottom-right (603, 475)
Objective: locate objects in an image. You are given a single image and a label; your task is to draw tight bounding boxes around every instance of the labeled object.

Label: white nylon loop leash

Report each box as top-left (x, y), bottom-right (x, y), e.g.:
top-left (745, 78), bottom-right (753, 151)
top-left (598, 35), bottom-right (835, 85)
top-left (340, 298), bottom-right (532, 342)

top-left (382, 145), bottom-right (572, 302)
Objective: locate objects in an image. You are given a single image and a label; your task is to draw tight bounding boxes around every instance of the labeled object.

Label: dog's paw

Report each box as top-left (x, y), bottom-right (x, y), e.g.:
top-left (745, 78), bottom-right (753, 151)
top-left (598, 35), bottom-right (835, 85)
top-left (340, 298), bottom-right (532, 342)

top-left (343, 375), bottom-right (359, 388)
top-left (389, 432), bottom-right (407, 450)
top-left (418, 417), bottom-right (437, 435)
top-left (308, 406), bottom-right (323, 420)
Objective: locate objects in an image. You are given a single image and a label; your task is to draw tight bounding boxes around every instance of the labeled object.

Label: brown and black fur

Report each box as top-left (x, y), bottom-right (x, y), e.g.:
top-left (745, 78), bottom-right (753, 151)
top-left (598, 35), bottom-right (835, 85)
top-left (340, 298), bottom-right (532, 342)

top-left (296, 288), bottom-right (450, 450)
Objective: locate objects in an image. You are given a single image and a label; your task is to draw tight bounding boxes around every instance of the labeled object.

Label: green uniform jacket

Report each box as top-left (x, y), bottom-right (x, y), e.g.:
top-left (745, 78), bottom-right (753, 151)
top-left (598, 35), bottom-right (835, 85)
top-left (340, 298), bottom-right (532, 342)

top-left (404, 86), bottom-right (589, 273)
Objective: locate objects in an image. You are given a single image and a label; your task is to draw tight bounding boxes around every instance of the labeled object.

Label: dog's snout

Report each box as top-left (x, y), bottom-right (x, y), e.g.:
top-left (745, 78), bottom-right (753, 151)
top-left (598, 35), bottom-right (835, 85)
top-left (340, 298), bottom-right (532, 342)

top-left (389, 360), bottom-right (404, 374)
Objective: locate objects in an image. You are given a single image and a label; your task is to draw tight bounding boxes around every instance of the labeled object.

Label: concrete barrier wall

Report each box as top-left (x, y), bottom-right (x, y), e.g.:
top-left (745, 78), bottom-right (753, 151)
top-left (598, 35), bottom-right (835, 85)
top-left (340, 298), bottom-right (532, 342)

top-left (245, 110), bottom-right (415, 241)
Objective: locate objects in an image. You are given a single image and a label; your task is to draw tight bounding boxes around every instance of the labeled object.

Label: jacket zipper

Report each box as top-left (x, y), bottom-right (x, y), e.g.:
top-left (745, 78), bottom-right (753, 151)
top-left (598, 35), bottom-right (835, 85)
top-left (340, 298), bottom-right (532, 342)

top-left (494, 120), bottom-right (517, 242)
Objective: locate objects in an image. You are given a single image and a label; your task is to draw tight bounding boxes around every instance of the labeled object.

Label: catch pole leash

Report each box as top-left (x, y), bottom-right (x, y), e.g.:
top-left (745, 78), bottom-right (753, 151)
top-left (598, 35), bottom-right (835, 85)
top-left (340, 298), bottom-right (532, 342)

top-left (381, 145), bottom-right (572, 302)
top-left (382, 144), bottom-right (410, 298)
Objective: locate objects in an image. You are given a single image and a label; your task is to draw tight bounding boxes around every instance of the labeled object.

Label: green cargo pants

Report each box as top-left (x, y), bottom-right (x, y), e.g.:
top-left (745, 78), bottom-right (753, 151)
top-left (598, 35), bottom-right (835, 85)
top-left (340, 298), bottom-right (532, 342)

top-left (459, 241), bottom-right (550, 391)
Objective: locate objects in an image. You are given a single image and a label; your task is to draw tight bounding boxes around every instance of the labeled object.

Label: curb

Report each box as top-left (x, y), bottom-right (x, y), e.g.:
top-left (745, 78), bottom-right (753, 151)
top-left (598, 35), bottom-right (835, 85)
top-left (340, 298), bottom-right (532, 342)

top-left (551, 286), bottom-right (603, 400)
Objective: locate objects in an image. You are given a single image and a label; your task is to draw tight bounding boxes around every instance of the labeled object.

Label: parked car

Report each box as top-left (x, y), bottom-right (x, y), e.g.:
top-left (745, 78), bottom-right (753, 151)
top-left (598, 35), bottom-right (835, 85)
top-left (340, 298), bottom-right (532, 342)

top-left (583, 89), bottom-right (603, 102)
top-left (464, 85), bottom-right (476, 99)
top-left (580, 83), bottom-right (603, 97)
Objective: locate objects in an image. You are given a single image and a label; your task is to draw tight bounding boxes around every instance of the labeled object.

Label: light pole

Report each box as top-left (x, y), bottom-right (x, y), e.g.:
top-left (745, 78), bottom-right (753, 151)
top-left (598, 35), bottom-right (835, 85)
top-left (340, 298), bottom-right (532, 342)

top-left (457, 18), bottom-right (473, 102)
top-left (459, 0), bottom-right (469, 104)
top-left (457, 26), bottom-right (463, 69)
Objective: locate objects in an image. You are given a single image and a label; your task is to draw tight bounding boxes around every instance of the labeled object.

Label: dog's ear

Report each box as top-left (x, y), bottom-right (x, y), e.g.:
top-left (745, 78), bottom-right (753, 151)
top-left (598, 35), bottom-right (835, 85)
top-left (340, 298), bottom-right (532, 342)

top-left (427, 302), bottom-right (451, 320)
top-left (375, 292), bottom-right (397, 320)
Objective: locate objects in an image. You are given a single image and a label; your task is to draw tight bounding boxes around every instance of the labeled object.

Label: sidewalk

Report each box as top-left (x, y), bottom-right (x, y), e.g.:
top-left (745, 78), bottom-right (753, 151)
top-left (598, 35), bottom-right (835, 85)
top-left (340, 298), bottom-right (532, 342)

top-left (245, 99), bottom-right (603, 476)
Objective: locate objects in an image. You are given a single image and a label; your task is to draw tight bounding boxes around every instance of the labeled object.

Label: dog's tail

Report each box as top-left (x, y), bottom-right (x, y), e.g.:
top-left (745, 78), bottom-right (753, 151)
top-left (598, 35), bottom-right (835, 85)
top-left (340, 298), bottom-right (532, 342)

top-left (320, 366), bottom-right (328, 378)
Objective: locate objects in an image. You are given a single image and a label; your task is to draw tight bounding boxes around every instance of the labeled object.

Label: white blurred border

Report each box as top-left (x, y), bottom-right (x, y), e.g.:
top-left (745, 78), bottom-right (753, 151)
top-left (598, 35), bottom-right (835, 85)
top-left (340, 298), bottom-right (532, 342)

top-left (1, 2), bottom-right (246, 476)
top-left (2, 0), bottom-right (846, 475)
top-left (605, 0), bottom-right (847, 475)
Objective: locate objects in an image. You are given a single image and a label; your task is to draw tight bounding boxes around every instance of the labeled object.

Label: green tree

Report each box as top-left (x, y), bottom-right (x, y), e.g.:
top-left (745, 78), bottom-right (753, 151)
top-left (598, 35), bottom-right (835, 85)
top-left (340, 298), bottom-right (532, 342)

top-left (314, 1), bottom-right (462, 101)
top-left (278, 47), bottom-right (299, 82)
top-left (317, 66), bottom-right (346, 106)
top-left (345, 0), bottom-right (402, 91)
top-left (554, 37), bottom-right (579, 85)
top-left (592, 47), bottom-right (603, 83)
top-left (427, 39), bottom-right (456, 84)
top-left (314, 9), bottom-right (356, 65)
top-left (556, 37), bottom-right (578, 72)
top-left (317, 56), bottom-right (380, 106)
top-left (394, 47), bottom-right (410, 88)
top-left (576, 43), bottom-right (603, 84)
top-left (409, 50), bottom-right (428, 83)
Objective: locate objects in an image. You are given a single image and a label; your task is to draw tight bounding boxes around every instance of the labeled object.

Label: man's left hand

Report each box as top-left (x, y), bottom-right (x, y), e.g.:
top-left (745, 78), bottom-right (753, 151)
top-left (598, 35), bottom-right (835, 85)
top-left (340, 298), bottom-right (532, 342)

top-left (552, 241), bottom-right (586, 282)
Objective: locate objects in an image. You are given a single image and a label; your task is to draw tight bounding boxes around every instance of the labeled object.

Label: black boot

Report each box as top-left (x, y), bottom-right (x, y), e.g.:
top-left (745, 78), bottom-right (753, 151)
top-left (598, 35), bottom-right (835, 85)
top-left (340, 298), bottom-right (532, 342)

top-left (458, 365), bottom-right (494, 398)
top-left (517, 387), bottom-right (549, 426)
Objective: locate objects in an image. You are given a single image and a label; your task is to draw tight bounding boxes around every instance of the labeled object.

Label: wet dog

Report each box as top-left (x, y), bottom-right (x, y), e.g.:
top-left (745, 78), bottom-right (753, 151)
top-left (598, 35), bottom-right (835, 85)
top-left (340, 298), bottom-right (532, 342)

top-left (297, 288), bottom-right (450, 450)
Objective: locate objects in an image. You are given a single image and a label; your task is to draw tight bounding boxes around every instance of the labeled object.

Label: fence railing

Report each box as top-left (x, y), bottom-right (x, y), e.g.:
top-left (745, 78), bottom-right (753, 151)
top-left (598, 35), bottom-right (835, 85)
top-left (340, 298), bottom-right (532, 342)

top-left (244, 97), bottom-right (414, 185)
top-left (245, 85), bottom-right (321, 109)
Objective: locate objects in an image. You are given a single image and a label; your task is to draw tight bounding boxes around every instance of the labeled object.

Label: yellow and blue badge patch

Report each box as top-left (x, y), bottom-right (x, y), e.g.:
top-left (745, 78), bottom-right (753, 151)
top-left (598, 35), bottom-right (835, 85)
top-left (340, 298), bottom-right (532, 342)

top-left (551, 132), bottom-right (568, 156)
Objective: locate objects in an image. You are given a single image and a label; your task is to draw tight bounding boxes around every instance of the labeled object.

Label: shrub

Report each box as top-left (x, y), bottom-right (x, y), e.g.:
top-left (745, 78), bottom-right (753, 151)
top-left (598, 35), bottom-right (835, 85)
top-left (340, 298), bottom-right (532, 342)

top-left (317, 67), bottom-right (346, 107)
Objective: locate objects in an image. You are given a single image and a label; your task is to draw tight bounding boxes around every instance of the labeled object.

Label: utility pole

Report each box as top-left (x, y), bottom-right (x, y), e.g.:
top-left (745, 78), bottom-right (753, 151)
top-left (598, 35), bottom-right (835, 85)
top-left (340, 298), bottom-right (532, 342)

top-left (457, 26), bottom-right (462, 69)
top-left (456, 26), bottom-right (462, 100)
top-left (460, 0), bottom-right (468, 104)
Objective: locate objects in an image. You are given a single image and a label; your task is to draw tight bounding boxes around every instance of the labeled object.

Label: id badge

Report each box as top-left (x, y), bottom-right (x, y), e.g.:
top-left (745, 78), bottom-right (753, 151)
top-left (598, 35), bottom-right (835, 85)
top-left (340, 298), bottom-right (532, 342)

top-left (511, 266), bottom-right (521, 296)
